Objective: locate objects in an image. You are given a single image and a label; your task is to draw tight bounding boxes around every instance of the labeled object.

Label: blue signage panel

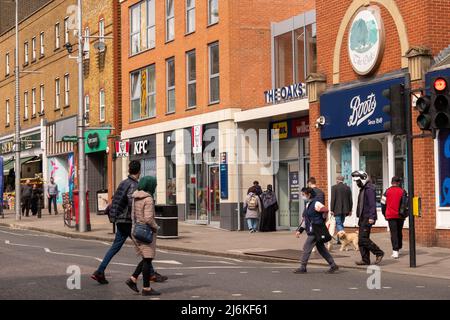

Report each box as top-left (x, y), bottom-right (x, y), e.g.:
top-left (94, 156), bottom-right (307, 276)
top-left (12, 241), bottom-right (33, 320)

top-left (320, 76), bottom-right (405, 140)
top-left (438, 130), bottom-right (450, 207)
top-left (220, 152), bottom-right (228, 199)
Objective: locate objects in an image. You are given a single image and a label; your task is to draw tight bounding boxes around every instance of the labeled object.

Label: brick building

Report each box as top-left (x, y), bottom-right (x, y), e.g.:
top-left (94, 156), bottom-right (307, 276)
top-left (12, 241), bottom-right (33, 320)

top-left (309, 0), bottom-right (450, 247)
top-left (118, 0), bottom-right (314, 229)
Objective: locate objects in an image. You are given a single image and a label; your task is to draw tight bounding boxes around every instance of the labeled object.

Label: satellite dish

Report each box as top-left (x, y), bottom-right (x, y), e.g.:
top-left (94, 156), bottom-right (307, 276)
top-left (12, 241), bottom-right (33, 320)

top-left (94, 42), bottom-right (106, 52)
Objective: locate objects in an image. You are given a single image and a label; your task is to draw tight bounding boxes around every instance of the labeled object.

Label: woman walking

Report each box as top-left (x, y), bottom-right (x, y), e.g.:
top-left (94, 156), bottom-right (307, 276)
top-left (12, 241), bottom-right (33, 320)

top-left (245, 186), bottom-right (262, 233)
top-left (259, 185), bottom-right (278, 232)
top-left (294, 187), bottom-right (339, 274)
top-left (126, 176), bottom-right (161, 296)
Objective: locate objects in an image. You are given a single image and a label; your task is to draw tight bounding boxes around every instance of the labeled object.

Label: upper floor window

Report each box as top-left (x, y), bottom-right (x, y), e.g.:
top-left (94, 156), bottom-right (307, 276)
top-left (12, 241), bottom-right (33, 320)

top-left (5, 53), bottom-right (10, 76)
top-left (186, 0), bottom-right (195, 34)
top-left (32, 88), bottom-right (36, 117)
top-left (84, 94), bottom-right (90, 125)
top-left (98, 19), bottom-right (105, 45)
top-left (24, 41), bottom-right (29, 65)
top-left (55, 78), bottom-right (60, 109)
top-left (186, 50), bottom-right (196, 108)
top-left (208, 0), bottom-right (219, 25)
top-left (64, 17), bottom-right (70, 44)
top-left (64, 74), bottom-right (70, 107)
top-left (166, 57), bottom-right (175, 113)
top-left (6, 100), bottom-right (10, 126)
top-left (40, 32), bottom-right (45, 57)
top-left (84, 27), bottom-right (90, 59)
top-left (130, 0), bottom-right (155, 55)
top-left (208, 42), bottom-right (220, 104)
top-left (130, 64), bottom-right (156, 121)
top-left (166, 0), bottom-right (175, 42)
top-left (24, 91), bottom-right (29, 120)
top-left (55, 23), bottom-right (61, 49)
top-left (99, 89), bottom-right (105, 122)
top-left (32, 37), bottom-right (37, 61)
top-left (40, 85), bottom-right (45, 114)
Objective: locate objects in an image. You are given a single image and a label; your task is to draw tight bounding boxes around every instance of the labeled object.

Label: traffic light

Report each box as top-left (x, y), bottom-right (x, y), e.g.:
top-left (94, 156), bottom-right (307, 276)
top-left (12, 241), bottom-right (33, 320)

top-left (382, 83), bottom-right (406, 135)
top-left (416, 95), bottom-right (431, 130)
top-left (431, 76), bottom-right (450, 129)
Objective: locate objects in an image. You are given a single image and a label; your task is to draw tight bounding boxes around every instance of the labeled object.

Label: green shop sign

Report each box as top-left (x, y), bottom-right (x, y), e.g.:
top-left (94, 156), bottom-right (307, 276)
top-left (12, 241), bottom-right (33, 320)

top-left (84, 130), bottom-right (110, 154)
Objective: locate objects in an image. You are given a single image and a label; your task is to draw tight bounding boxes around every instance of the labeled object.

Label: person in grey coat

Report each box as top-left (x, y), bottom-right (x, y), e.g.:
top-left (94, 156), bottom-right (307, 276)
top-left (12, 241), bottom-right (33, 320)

top-left (21, 180), bottom-right (32, 217)
top-left (244, 186), bottom-right (262, 233)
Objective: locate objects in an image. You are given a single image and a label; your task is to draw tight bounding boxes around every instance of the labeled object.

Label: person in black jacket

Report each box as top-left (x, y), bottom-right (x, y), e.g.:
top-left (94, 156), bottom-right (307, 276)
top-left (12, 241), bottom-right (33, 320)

top-left (307, 177), bottom-right (325, 204)
top-left (21, 180), bottom-right (32, 217)
top-left (352, 170), bottom-right (384, 266)
top-left (330, 175), bottom-right (353, 243)
top-left (92, 160), bottom-right (167, 285)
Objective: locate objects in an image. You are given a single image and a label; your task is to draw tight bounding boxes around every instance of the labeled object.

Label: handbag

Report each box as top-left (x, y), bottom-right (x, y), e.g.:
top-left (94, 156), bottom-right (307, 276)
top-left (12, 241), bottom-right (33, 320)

top-left (305, 210), bottom-right (332, 244)
top-left (131, 199), bottom-right (153, 244)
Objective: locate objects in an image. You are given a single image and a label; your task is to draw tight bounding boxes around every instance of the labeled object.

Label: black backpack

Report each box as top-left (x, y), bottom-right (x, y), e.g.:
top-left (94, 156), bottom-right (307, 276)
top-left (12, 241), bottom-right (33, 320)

top-left (399, 190), bottom-right (409, 219)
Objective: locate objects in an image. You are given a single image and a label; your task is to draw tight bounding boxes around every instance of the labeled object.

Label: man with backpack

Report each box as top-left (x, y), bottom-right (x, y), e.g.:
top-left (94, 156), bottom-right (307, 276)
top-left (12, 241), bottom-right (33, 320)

top-left (381, 176), bottom-right (408, 259)
top-left (245, 186), bottom-right (262, 233)
top-left (92, 160), bottom-right (167, 284)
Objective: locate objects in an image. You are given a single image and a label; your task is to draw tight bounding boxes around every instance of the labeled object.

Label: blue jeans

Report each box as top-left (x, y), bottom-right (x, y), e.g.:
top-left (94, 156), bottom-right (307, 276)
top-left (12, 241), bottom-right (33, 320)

top-left (247, 218), bottom-right (258, 231)
top-left (335, 214), bottom-right (346, 232)
top-left (97, 223), bottom-right (154, 275)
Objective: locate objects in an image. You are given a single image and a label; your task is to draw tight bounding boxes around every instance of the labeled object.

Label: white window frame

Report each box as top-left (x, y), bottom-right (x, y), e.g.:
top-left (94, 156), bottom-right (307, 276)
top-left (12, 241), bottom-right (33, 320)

top-left (40, 32), bottom-right (45, 57)
top-left (31, 88), bottom-right (36, 116)
top-left (208, 0), bottom-right (219, 26)
top-left (147, 0), bottom-right (156, 49)
top-left (147, 64), bottom-right (156, 117)
top-left (64, 74), bottom-right (70, 107)
top-left (5, 53), bottom-right (10, 76)
top-left (24, 41), bottom-right (29, 65)
top-left (40, 85), bottom-right (45, 114)
top-left (84, 27), bottom-right (90, 59)
top-left (24, 91), bottom-right (29, 120)
top-left (186, 50), bottom-right (196, 109)
top-left (55, 23), bottom-right (60, 49)
top-left (166, 57), bottom-right (175, 113)
top-left (64, 17), bottom-right (69, 44)
top-left (55, 78), bottom-right (60, 109)
top-left (186, 0), bottom-right (195, 34)
top-left (99, 89), bottom-right (105, 122)
top-left (208, 42), bottom-right (220, 104)
top-left (32, 37), bottom-right (36, 61)
top-left (166, 0), bottom-right (175, 42)
top-left (99, 18), bottom-right (105, 45)
top-left (6, 99), bottom-right (10, 126)
top-left (84, 94), bottom-right (90, 125)
top-left (130, 3), bottom-right (141, 55)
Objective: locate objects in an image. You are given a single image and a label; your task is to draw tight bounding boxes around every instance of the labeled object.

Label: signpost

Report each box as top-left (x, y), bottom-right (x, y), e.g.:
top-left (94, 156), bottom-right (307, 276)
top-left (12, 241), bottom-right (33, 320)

top-left (62, 136), bottom-right (78, 143)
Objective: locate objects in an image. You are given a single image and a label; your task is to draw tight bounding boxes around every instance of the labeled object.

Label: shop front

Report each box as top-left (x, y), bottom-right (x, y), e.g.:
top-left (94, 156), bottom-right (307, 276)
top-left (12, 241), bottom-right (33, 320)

top-left (85, 129), bottom-right (110, 214)
top-left (129, 134), bottom-right (157, 196)
top-left (320, 73), bottom-right (408, 227)
top-left (270, 117), bottom-right (310, 229)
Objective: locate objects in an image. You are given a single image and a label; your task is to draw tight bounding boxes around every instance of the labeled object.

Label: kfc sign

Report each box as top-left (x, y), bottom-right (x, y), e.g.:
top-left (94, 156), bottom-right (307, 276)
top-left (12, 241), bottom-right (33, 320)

top-left (115, 141), bottom-right (129, 158)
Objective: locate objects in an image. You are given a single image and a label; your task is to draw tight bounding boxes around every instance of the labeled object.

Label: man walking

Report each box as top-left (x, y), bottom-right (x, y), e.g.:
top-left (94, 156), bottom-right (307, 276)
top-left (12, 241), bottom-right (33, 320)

top-left (307, 177), bottom-right (325, 204)
top-left (330, 175), bottom-right (353, 243)
top-left (351, 170), bottom-right (384, 266)
top-left (381, 176), bottom-right (406, 259)
top-left (92, 160), bottom-right (167, 284)
top-left (47, 177), bottom-right (59, 215)
top-left (21, 180), bottom-right (32, 217)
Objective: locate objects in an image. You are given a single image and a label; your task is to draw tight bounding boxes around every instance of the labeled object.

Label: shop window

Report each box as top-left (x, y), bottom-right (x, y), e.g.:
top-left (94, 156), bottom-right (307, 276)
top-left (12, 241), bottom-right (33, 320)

top-left (140, 158), bottom-right (157, 201)
top-left (330, 140), bottom-right (352, 187)
top-left (359, 139), bottom-right (383, 205)
top-left (275, 31), bottom-right (293, 88)
top-left (438, 130), bottom-right (450, 207)
top-left (166, 156), bottom-right (176, 205)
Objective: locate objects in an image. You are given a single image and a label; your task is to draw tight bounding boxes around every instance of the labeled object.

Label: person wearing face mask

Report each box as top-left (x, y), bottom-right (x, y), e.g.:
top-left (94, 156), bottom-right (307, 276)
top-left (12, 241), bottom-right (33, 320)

top-left (294, 187), bottom-right (339, 274)
top-left (351, 170), bottom-right (384, 266)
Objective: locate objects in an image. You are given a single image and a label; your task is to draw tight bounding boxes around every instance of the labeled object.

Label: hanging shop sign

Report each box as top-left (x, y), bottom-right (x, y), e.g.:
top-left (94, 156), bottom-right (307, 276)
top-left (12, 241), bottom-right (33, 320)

top-left (84, 130), bottom-right (109, 154)
top-left (264, 82), bottom-right (307, 104)
top-left (220, 152), bottom-right (228, 200)
top-left (115, 141), bottom-right (130, 158)
top-left (348, 5), bottom-right (385, 76)
top-left (129, 134), bottom-right (156, 160)
top-left (289, 171), bottom-right (300, 201)
top-left (192, 125), bottom-right (203, 154)
top-left (320, 76), bottom-right (405, 140)
top-left (270, 117), bottom-right (309, 140)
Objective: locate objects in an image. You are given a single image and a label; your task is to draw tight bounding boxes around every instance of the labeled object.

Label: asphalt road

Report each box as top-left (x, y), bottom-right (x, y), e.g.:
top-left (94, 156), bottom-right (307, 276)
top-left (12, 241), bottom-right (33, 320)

top-left (0, 226), bottom-right (449, 300)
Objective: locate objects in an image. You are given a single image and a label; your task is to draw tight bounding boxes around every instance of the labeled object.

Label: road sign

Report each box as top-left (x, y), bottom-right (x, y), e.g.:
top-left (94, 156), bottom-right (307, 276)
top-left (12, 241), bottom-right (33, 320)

top-left (62, 136), bottom-right (78, 142)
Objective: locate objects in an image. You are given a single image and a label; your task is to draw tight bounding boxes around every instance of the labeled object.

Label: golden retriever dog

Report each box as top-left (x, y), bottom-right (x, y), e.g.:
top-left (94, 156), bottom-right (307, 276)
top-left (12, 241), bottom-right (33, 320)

top-left (336, 230), bottom-right (359, 251)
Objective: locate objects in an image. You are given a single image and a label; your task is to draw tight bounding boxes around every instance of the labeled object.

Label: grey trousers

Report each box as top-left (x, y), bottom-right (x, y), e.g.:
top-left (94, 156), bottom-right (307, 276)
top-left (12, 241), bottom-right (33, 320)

top-left (300, 234), bottom-right (336, 267)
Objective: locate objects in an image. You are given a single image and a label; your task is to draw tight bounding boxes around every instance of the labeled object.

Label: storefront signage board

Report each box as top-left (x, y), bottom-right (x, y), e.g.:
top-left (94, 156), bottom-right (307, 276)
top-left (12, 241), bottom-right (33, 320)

top-left (130, 135), bottom-right (156, 160)
top-left (220, 152), bottom-right (228, 199)
top-left (192, 125), bottom-right (203, 154)
top-left (264, 82), bottom-right (306, 104)
top-left (289, 172), bottom-right (300, 200)
top-left (270, 117), bottom-right (309, 140)
top-left (320, 76), bottom-right (405, 140)
top-left (115, 141), bottom-right (130, 158)
top-left (84, 130), bottom-right (109, 154)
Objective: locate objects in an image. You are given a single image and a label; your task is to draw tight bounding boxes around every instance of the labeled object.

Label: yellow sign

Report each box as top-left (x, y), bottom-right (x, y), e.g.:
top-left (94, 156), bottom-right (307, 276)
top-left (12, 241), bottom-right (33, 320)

top-left (271, 121), bottom-right (288, 140)
top-left (140, 69), bottom-right (147, 117)
top-left (413, 196), bottom-right (421, 217)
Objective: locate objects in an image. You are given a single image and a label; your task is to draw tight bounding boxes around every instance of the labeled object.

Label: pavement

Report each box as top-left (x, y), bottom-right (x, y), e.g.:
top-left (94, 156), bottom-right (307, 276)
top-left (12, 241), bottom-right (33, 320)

top-left (1, 226), bottom-right (449, 300)
top-left (2, 210), bottom-right (450, 281)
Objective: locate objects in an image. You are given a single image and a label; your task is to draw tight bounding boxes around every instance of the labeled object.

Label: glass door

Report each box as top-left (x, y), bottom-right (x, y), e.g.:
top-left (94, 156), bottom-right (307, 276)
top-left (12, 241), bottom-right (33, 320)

top-left (208, 165), bottom-right (220, 225)
top-left (277, 162), bottom-right (289, 228)
top-left (288, 161), bottom-right (300, 228)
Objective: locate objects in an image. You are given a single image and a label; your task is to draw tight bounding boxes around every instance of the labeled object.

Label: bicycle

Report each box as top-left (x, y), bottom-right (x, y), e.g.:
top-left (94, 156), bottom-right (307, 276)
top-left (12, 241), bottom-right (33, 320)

top-left (63, 192), bottom-right (75, 228)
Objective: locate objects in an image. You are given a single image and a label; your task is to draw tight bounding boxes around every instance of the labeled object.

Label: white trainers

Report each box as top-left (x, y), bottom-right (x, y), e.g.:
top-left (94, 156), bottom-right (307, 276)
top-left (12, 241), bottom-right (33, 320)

top-left (391, 251), bottom-right (399, 259)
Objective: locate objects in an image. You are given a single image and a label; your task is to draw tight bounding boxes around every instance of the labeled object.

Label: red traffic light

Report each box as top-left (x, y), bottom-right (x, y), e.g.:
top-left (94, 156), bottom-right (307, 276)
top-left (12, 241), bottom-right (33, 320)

top-left (434, 78), bottom-right (447, 92)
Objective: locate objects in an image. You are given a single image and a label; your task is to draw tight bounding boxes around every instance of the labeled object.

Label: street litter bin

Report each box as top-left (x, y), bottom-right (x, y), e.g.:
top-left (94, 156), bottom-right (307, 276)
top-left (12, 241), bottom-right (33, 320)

top-left (155, 205), bottom-right (178, 238)
top-left (73, 190), bottom-right (91, 231)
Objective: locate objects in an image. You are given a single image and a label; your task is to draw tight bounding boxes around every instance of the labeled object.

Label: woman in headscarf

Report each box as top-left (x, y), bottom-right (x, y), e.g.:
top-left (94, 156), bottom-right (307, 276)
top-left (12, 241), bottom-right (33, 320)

top-left (126, 176), bottom-right (161, 296)
top-left (259, 185), bottom-right (278, 232)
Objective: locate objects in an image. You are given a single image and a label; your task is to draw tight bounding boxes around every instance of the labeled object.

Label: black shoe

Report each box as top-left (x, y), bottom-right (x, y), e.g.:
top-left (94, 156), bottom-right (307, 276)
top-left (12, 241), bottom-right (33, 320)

top-left (91, 271), bottom-right (109, 284)
top-left (375, 253), bottom-right (384, 265)
top-left (142, 288), bottom-right (161, 296)
top-left (151, 272), bottom-right (168, 283)
top-left (355, 261), bottom-right (370, 266)
top-left (293, 267), bottom-right (307, 274)
top-left (125, 279), bottom-right (139, 293)
top-left (325, 265), bottom-right (339, 274)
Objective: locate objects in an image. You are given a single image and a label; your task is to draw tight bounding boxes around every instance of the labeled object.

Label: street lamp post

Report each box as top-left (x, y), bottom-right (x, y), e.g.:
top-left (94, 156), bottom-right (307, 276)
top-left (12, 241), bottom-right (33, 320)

top-left (14, 0), bottom-right (21, 221)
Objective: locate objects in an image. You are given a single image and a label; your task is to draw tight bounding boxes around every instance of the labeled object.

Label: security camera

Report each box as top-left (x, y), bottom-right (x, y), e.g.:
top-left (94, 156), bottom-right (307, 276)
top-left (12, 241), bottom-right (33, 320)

top-left (315, 116), bottom-right (325, 128)
top-left (64, 42), bottom-right (73, 54)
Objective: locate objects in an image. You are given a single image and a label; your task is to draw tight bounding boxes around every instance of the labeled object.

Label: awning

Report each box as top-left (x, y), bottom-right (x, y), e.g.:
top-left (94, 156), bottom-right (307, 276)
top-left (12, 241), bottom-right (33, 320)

top-left (2, 156), bottom-right (40, 174)
top-left (2, 158), bottom-right (14, 174)
top-left (21, 156), bottom-right (39, 166)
